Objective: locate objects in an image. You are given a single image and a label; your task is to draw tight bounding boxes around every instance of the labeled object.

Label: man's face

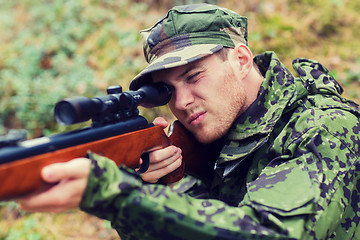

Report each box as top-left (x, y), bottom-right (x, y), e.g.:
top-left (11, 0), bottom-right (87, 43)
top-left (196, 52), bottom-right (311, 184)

top-left (152, 52), bottom-right (248, 144)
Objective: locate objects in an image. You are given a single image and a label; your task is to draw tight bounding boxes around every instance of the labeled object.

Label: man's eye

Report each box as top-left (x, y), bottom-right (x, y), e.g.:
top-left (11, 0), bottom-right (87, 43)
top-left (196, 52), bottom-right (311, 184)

top-left (187, 72), bottom-right (200, 82)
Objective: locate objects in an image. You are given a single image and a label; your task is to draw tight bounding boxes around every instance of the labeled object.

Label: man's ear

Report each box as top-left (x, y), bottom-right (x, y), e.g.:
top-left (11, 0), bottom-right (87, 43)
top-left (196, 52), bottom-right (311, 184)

top-left (233, 43), bottom-right (253, 78)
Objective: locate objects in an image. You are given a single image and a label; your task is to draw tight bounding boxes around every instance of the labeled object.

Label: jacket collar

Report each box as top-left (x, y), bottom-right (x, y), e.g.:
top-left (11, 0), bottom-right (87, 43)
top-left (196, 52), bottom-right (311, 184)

top-left (215, 51), bottom-right (298, 175)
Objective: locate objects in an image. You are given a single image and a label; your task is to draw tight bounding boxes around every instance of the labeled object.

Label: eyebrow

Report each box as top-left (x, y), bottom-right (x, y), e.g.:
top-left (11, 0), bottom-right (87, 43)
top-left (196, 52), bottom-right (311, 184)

top-left (177, 64), bottom-right (198, 80)
top-left (153, 62), bottom-right (200, 83)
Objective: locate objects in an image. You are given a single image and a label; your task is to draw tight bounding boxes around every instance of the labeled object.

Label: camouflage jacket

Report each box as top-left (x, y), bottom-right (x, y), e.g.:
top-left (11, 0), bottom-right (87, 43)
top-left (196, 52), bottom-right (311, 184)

top-left (80, 52), bottom-right (360, 239)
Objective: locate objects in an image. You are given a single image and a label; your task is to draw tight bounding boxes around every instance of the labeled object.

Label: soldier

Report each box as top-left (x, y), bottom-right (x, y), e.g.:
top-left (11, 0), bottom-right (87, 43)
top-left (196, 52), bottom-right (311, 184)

top-left (19, 4), bottom-right (360, 239)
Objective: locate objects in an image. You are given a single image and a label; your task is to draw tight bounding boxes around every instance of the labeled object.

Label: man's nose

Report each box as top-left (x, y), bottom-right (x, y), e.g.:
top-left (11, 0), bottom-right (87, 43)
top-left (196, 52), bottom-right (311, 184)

top-left (174, 87), bottom-right (194, 110)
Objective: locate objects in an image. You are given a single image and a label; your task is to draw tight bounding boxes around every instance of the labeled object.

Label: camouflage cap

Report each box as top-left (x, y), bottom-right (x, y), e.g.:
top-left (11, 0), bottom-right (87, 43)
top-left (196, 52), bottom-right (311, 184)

top-left (129, 4), bottom-right (248, 90)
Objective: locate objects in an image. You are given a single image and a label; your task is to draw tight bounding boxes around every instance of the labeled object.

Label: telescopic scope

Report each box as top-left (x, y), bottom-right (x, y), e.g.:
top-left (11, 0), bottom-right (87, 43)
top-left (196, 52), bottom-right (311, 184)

top-left (54, 83), bottom-right (172, 125)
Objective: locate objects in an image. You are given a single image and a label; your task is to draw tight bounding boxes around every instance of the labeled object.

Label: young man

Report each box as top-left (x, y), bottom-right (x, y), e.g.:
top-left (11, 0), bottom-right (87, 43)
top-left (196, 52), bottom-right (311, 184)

top-left (19, 4), bottom-right (360, 239)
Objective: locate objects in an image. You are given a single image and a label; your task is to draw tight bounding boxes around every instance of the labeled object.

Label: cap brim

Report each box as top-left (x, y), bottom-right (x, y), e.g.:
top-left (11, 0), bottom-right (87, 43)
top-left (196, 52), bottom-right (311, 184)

top-left (130, 44), bottom-right (223, 90)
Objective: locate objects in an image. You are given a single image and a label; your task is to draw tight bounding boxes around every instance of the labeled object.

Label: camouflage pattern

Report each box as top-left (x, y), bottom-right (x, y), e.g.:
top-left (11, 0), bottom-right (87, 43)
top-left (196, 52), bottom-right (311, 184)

top-left (80, 51), bottom-right (360, 239)
top-left (129, 4), bottom-right (248, 91)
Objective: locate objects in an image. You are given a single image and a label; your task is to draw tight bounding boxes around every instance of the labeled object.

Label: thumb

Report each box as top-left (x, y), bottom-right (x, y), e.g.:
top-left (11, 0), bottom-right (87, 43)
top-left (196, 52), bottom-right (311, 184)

top-left (41, 158), bottom-right (91, 183)
top-left (153, 117), bottom-right (169, 129)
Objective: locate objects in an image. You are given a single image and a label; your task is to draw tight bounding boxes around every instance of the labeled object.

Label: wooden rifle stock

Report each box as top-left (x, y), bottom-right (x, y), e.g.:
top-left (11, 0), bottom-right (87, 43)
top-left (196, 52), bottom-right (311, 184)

top-left (0, 119), bottom-right (217, 201)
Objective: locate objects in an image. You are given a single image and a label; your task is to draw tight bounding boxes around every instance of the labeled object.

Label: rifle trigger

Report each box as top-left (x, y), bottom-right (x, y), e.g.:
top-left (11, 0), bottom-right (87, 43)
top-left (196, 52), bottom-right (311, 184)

top-left (137, 153), bottom-right (150, 173)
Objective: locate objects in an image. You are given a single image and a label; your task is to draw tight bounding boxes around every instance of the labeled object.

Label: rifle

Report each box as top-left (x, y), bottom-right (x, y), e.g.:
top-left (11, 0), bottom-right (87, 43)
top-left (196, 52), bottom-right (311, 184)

top-left (0, 83), bottom-right (218, 201)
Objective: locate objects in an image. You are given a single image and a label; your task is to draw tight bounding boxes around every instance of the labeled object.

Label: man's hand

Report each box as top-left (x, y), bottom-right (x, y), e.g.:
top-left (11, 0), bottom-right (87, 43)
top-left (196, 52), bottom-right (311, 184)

top-left (18, 158), bottom-right (91, 213)
top-left (140, 117), bottom-right (183, 183)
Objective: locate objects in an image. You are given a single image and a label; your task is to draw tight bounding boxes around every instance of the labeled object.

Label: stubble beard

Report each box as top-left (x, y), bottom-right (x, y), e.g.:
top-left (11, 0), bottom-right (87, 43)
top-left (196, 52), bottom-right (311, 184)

top-left (192, 71), bottom-right (246, 144)
top-left (193, 95), bottom-right (246, 144)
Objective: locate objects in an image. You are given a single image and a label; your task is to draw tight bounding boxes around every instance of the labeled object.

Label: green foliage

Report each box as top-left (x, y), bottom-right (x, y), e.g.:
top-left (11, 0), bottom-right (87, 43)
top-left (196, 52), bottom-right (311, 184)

top-left (4, 217), bottom-right (41, 240)
top-left (0, 0), bottom-right (157, 137)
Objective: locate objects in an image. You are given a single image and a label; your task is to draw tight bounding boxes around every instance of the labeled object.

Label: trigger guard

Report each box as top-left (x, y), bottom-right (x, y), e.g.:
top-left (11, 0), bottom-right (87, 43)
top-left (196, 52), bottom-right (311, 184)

top-left (137, 152), bottom-right (150, 173)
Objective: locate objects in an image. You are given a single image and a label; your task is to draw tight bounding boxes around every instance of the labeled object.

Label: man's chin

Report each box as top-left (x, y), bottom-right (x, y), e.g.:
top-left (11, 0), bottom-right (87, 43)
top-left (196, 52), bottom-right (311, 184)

top-left (185, 122), bottom-right (222, 144)
top-left (193, 130), bottom-right (219, 145)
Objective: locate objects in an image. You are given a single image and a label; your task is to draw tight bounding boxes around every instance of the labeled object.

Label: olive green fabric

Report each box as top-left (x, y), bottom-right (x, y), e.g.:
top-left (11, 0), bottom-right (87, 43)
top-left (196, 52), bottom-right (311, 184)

top-left (80, 52), bottom-right (360, 239)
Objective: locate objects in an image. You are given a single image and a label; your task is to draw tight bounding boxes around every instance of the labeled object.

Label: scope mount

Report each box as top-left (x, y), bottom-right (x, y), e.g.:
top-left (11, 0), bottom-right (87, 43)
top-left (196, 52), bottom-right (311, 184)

top-left (91, 85), bottom-right (141, 127)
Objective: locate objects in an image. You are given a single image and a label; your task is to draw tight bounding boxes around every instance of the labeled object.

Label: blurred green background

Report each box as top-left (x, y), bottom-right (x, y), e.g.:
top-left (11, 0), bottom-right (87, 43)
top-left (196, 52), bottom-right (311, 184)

top-left (0, 0), bottom-right (359, 239)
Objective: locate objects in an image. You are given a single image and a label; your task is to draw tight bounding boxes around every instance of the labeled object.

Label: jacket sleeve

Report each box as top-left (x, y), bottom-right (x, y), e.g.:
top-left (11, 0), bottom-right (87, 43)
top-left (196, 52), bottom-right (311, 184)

top-left (79, 153), bottom-right (299, 240)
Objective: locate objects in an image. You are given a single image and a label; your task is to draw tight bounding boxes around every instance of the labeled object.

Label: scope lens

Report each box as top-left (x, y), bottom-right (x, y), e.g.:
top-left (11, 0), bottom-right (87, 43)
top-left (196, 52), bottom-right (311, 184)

top-left (54, 101), bottom-right (78, 125)
top-left (54, 96), bottom-right (96, 125)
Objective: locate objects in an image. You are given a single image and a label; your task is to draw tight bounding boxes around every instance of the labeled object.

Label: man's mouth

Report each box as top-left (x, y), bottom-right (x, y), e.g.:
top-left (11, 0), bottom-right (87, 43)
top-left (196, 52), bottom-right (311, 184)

top-left (188, 112), bottom-right (206, 126)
